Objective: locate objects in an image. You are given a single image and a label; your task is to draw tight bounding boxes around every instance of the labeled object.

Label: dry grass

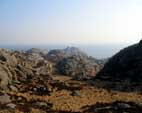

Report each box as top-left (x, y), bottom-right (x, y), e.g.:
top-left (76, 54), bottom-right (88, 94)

top-left (1, 75), bottom-right (142, 113)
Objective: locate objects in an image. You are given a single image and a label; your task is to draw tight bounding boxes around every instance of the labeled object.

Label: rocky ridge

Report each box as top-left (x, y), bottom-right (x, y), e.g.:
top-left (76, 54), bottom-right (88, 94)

top-left (0, 47), bottom-right (104, 91)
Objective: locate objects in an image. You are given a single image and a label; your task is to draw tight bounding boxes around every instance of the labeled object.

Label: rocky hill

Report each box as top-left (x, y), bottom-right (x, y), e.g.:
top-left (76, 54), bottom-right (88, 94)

top-left (0, 47), bottom-right (108, 113)
top-left (46, 47), bottom-right (88, 63)
top-left (0, 47), bottom-right (104, 91)
top-left (0, 49), bottom-right (52, 90)
top-left (56, 56), bottom-right (101, 80)
top-left (95, 40), bottom-right (142, 91)
top-left (0, 46), bottom-right (142, 113)
top-left (45, 47), bottom-right (104, 80)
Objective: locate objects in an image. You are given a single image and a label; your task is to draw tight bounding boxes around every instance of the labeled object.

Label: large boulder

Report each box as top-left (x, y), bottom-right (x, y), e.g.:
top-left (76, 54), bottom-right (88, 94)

top-left (0, 48), bottom-right (54, 92)
top-left (0, 49), bottom-right (18, 67)
top-left (0, 64), bottom-right (13, 90)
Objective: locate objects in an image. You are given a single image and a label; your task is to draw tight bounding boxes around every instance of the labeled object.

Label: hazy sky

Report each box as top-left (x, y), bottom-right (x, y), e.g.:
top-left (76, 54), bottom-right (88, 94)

top-left (0, 0), bottom-right (142, 45)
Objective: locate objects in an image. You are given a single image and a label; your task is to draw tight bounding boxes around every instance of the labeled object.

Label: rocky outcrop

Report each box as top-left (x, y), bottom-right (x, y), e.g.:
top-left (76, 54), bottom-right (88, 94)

top-left (95, 40), bottom-right (142, 91)
top-left (0, 64), bottom-right (12, 90)
top-left (0, 47), bottom-right (104, 91)
top-left (0, 49), bottom-right (18, 67)
top-left (46, 49), bottom-right (67, 63)
top-left (46, 47), bottom-right (104, 80)
top-left (57, 56), bottom-right (101, 80)
top-left (26, 48), bottom-right (48, 55)
top-left (0, 49), bottom-right (53, 91)
top-left (96, 41), bottom-right (142, 82)
top-left (46, 47), bottom-right (88, 63)
top-left (64, 47), bottom-right (88, 58)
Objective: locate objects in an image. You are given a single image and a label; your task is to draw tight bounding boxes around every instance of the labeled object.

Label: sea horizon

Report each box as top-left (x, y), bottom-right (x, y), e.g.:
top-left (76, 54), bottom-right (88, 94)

top-left (0, 43), bottom-right (130, 59)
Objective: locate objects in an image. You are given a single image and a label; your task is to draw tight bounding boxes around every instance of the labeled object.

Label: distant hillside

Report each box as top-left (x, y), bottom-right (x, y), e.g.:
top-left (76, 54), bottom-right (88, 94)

top-left (46, 47), bottom-right (88, 63)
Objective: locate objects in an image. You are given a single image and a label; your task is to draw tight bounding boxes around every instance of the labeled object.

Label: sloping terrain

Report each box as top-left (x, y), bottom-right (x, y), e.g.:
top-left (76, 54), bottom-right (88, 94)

top-left (0, 47), bottom-right (106, 113)
top-left (0, 45), bottom-right (142, 113)
top-left (0, 75), bottom-right (142, 113)
top-left (95, 40), bottom-right (142, 92)
top-left (97, 41), bottom-right (142, 82)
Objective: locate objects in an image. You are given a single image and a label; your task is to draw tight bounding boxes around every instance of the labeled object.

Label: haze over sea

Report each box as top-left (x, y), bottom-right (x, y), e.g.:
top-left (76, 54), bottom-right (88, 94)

top-left (0, 44), bottom-right (128, 59)
top-left (1, 0), bottom-right (141, 57)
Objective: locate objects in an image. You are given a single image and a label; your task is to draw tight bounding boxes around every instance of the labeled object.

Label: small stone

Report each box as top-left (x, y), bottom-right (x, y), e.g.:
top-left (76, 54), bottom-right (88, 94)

top-left (117, 103), bottom-right (131, 109)
top-left (17, 97), bottom-right (22, 101)
top-left (94, 106), bottom-right (112, 112)
top-left (6, 103), bottom-right (16, 109)
top-left (35, 102), bottom-right (47, 107)
top-left (35, 102), bottom-right (53, 109)
top-left (70, 90), bottom-right (81, 96)
top-left (10, 85), bottom-right (18, 92)
top-left (0, 94), bottom-right (11, 104)
top-left (33, 88), bottom-right (37, 91)
top-left (34, 85), bottom-right (51, 95)
top-left (13, 80), bottom-right (21, 84)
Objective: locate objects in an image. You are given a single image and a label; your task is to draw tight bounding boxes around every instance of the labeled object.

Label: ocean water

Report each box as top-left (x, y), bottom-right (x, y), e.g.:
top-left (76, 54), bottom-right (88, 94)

top-left (0, 44), bottom-right (129, 59)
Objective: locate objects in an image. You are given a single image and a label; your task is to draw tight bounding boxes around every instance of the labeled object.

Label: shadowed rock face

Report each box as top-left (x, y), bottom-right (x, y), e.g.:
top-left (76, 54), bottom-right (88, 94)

top-left (96, 40), bottom-right (142, 82)
top-left (82, 101), bottom-right (142, 113)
